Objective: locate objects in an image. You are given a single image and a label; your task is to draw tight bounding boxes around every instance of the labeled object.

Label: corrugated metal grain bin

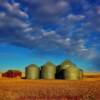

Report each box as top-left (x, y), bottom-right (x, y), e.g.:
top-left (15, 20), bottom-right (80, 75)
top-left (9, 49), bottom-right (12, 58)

top-left (41, 72), bottom-right (55, 79)
top-left (63, 66), bottom-right (82, 80)
top-left (59, 60), bottom-right (76, 71)
top-left (25, 64), bottom-right (39, 79)
top-left (41, 61), bottom-right (56, 79)
top-left (56, 60), bottom-right (76, 79)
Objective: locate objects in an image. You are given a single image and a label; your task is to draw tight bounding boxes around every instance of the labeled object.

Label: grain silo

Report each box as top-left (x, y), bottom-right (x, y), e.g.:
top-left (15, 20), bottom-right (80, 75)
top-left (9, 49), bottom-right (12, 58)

top-left (56, 60), bottom-right (76, 79)
top-left (62, 66), bottom-right (83, 80)
top-left (25, 64), bottom-right (39, 79)
top-left (41, 61), bottom-right (56, 79)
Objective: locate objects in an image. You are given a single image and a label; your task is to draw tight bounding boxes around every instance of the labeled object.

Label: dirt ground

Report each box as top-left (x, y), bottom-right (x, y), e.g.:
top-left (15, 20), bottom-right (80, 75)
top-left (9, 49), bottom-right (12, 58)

top-left (0, 75), bottom-right (100, 100)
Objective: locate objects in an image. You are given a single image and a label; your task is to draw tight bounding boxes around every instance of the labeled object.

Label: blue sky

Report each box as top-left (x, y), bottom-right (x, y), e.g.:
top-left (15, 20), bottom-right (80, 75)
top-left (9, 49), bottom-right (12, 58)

top-left (0, 0), bottom-right (100, 72)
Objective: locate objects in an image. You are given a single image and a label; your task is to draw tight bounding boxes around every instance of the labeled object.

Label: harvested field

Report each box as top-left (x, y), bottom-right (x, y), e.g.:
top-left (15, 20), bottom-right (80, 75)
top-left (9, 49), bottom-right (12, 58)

top-left (0, 76), bottom-right (100, 100)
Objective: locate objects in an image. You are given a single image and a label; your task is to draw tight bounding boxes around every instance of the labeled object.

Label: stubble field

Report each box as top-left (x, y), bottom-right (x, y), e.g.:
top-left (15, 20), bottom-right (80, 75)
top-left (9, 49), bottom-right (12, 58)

top-left (0, 74), bottom-right (100, 100)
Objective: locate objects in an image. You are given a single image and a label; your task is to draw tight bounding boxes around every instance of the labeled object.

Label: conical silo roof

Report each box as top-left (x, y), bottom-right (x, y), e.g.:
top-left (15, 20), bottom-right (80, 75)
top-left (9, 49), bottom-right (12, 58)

top-left (26, 64), bottom-right (38, 68)
top-left (41, 61), bottom-right (56, 73)
top-left (61, 60), bottom-right (75, 66)
top-left (26, 64), bottom-right (40, 71)
top-left (44, 61), bottom-right (56, 67)
top-left (59, 60), bottom-right (76, 71)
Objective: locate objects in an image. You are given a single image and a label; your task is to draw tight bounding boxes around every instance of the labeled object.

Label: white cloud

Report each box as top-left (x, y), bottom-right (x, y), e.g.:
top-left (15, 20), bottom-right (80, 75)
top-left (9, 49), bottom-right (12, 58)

top-left (3, 1), bottom-right (28, 18)
top-left (0, 12), bottom-right (6, 17)
top-left (97, 6), bottom-right (100, 14)
top-left (23, 27), bottom-right (33, 32)
top-left (41, 29), bottom-right (56, 36)
top-left (56, 1), bottom-right (69, 10)
top-left (26, 0), bottom-right (70, 18)
top-left (0, 16), bottom-right (29, 29)
top-left (24, 34), bottom-right (35, 41)
top-left (67, 14), bottom-right (85, 21)
top-left (0, 3), bottom-right (30, 29)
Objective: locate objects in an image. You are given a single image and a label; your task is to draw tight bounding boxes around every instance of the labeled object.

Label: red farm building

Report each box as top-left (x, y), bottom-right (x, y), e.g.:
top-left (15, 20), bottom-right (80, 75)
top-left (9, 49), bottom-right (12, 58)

top-left (2, 70), bottom-right (22, 78)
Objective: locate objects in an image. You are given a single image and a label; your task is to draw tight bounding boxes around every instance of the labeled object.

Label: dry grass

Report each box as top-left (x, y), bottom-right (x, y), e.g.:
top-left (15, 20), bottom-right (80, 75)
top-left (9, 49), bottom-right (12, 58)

top-left (0, 76), bottom-right (100, 100)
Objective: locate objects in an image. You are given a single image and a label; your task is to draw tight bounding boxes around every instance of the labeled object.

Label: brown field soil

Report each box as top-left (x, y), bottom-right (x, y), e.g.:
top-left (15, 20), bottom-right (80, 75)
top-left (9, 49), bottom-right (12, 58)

top-left (0, 76), bottom-right (100, 100)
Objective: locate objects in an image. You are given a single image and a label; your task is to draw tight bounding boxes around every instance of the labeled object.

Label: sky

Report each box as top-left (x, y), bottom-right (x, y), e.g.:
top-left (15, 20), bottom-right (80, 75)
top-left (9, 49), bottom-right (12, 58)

top-left (0, 0), bottom-right (100, 72)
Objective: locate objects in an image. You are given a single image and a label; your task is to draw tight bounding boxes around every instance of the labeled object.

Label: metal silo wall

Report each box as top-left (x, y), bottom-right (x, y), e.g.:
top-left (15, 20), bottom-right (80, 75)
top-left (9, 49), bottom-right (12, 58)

top-left (25, 66), bottom-right (39, 79)
top-left (41, 64), bottom-right (56, 79)
top-left (63, 68), bottom-right (81, 80)
top-left (41, 72), bottom-right (55, 79)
